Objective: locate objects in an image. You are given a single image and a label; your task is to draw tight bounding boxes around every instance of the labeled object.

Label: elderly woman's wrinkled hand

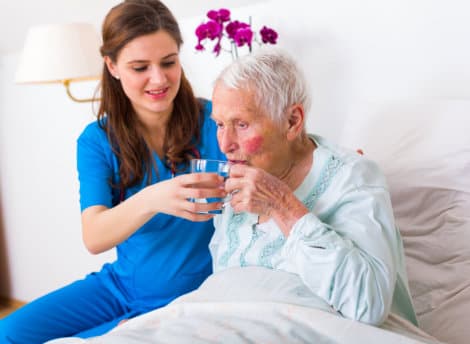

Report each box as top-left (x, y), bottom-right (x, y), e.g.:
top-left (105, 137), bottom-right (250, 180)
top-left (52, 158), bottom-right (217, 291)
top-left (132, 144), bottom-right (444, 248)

top-left (225, 163), bottom-right (291, 217)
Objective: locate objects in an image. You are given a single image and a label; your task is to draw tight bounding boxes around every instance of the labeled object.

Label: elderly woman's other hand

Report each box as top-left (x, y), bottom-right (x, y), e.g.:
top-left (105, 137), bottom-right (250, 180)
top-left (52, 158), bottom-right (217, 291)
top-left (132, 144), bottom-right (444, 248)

top-left (225, 163), bottom-right (309, 235)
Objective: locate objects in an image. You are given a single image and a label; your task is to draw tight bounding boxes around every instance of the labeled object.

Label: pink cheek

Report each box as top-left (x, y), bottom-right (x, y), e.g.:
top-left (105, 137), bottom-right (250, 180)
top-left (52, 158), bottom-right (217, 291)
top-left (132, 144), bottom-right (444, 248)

top-left (242, 136), bottom-right (264, 154)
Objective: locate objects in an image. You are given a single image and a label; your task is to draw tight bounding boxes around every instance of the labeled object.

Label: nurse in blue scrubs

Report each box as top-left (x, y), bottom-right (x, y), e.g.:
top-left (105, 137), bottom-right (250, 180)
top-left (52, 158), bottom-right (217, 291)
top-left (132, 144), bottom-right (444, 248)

top-left (0, 1), bottom-right (226, 342)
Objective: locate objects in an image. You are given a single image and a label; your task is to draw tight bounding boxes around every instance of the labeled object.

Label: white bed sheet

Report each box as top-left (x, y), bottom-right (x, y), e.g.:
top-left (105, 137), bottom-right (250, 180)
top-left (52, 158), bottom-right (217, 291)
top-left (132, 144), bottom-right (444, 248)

top-left (47, 267), bottom-right (440, 344)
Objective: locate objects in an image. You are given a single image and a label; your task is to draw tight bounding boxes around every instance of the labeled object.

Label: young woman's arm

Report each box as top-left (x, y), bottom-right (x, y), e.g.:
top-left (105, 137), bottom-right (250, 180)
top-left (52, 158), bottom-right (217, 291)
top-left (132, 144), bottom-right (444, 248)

top-left (81, 173), bottom-right (226, 254)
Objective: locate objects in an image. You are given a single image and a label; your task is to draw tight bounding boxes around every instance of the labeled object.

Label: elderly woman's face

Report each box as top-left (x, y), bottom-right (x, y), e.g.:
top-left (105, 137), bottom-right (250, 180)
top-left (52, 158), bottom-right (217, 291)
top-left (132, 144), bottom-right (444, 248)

top-left (212, 84), bottom-right (288, 175)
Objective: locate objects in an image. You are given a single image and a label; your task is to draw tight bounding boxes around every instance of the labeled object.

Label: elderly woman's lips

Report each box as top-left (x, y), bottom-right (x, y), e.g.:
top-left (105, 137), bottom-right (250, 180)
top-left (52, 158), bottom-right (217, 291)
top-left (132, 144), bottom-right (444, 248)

top-left (228, 160), bottom-right (247, 165)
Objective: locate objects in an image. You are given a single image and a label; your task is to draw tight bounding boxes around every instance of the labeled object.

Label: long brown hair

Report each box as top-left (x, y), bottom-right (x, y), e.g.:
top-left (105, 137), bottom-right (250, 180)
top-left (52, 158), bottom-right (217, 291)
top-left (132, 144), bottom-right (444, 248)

top-left (97, 0), bottom-right (202, 190)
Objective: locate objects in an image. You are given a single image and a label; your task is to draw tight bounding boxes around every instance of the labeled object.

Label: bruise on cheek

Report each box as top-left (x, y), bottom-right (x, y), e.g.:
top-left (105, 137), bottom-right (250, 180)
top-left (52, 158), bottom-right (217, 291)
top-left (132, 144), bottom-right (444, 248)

top-left (242, 136), bottom-right (264, 154)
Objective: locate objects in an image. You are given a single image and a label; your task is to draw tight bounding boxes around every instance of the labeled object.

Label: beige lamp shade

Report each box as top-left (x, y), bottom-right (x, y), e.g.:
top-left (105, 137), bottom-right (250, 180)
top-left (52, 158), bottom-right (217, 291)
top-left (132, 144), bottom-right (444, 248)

top-left (15, 22), bottom-right (102, 84)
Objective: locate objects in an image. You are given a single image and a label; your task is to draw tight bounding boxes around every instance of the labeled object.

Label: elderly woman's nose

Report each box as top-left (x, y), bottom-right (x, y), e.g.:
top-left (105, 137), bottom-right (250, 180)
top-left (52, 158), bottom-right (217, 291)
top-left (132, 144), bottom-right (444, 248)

top-left (219, 129), bottom-right (237, 153)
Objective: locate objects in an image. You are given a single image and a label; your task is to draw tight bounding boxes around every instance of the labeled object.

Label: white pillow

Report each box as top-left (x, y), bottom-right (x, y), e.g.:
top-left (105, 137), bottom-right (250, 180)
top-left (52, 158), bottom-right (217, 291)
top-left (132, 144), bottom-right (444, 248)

top-left (337, 99), bottom-right (470, 344)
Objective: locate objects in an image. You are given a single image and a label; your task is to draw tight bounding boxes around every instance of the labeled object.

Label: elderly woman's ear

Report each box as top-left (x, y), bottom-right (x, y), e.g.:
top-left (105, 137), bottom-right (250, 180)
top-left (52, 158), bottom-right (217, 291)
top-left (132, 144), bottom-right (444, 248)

top-left (286, 104), bottom-right (305, 140)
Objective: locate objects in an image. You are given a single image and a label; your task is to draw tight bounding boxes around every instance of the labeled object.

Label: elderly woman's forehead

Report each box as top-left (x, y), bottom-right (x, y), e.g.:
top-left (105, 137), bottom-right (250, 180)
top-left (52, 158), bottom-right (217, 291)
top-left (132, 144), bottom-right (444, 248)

top-left (212, 104), bottom-right (257, 116)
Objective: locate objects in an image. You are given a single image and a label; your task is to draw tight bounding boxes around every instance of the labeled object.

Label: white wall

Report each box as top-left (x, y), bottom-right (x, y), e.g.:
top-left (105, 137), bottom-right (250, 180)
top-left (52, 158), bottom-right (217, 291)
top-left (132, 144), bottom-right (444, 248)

top-left (180, 0), bottom-right (470, 137)
top-left (0, 58), bottom-right (109, 300)
top-left (0, 0), bottom-right (469, 302)
top-left (0, 0), bottom-right (267, 55)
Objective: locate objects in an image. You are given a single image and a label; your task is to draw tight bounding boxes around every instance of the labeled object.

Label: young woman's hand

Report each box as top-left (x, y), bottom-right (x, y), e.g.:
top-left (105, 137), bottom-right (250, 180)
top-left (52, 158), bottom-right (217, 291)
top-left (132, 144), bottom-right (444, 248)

top-left (145, 172), bottom-right (227, 221)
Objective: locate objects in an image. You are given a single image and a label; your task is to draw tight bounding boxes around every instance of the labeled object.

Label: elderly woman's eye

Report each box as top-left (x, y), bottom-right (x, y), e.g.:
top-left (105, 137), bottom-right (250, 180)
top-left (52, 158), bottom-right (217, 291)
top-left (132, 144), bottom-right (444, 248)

top-left (237, 122), bottom-right (248, 129)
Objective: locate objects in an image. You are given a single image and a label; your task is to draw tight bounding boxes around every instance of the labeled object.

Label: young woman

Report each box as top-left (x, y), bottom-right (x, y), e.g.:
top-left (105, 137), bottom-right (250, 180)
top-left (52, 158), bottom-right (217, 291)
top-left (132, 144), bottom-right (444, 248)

top-left (0, 0), bottom-right (226, 342)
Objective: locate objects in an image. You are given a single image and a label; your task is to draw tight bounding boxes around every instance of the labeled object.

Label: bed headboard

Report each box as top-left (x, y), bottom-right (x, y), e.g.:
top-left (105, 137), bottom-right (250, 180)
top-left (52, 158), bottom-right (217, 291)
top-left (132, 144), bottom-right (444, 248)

top-left (339, 100), bottom-right (470, 344)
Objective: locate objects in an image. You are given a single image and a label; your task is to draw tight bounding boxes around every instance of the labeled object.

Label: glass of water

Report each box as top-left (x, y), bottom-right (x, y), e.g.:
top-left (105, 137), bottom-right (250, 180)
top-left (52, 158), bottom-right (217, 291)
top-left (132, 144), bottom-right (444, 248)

top-left (190, 159), bottom-right (230, 214)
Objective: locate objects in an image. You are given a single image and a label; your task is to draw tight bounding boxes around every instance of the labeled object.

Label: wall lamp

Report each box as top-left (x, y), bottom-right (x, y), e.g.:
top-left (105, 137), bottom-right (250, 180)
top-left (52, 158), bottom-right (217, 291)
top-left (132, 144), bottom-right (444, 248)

top-left (15, 23), bottom-right (102, 103)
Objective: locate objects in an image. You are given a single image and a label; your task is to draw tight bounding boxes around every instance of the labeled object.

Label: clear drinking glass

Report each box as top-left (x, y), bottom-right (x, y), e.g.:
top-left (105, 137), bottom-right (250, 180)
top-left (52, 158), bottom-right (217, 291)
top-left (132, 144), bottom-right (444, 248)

top-left (190, 159), bottom-right (230, 214)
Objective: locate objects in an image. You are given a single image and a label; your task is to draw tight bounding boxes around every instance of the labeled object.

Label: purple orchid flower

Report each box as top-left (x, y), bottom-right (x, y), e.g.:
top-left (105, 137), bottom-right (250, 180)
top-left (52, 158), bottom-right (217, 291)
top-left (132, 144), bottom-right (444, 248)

top-left (195, 8), bottom-right (279, 59)
top-left (207, 8), bottom-right (231, 23)
top-left (195, 20), bottom-right (222, 41)
top-left (195, 20), bottom-right (223, 51)
top-left (213, 42), bottom-right (222, 55)
top-left (233, 27), bottom-right (253, 48)
top-left (260, 26), bottom-right (278, 44)
top-left (225, 20), bottom-right (250, 40)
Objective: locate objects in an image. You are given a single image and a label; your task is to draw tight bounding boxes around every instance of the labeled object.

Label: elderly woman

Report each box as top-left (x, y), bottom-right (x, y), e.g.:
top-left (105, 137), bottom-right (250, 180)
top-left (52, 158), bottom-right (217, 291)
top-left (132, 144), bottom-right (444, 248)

top-left (209, 47), bottom-right (417, 326)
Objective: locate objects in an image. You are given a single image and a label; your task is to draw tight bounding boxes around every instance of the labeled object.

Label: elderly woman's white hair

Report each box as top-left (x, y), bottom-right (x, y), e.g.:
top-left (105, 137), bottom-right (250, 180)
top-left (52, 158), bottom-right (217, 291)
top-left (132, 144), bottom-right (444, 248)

top-left (214, 46), bottom-right (311, 124)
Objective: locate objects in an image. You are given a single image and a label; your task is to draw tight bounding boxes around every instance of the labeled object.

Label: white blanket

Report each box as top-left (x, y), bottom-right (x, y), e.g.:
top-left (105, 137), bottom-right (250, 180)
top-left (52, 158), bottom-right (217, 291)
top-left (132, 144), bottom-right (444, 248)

top-left (48, 267), bottom-right (440, 344)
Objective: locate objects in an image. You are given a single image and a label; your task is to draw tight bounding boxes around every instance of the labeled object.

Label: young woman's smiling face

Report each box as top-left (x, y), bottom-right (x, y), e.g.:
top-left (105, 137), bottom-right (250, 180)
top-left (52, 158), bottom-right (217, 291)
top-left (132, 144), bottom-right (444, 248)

top-left (212, 84), bottom-right (290, 177)
top-left (105, 30), bottom-right (182, 121)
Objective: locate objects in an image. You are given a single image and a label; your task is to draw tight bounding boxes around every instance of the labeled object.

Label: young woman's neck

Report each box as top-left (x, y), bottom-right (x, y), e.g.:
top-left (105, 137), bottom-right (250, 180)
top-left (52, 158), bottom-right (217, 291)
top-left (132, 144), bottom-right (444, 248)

top-left (137, 106), bottom-right (173, 156)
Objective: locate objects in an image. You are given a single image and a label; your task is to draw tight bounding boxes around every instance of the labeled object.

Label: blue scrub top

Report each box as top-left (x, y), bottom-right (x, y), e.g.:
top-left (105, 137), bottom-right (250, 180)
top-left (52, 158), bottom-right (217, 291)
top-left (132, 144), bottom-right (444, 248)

top-left (76, 100), bottom-right (225, 312)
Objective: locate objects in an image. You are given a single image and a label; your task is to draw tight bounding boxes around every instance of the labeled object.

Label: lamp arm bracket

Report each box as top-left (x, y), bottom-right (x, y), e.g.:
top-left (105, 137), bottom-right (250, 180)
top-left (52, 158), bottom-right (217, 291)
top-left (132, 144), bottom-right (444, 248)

top-left (62, 79), bottom-right (99, 103)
